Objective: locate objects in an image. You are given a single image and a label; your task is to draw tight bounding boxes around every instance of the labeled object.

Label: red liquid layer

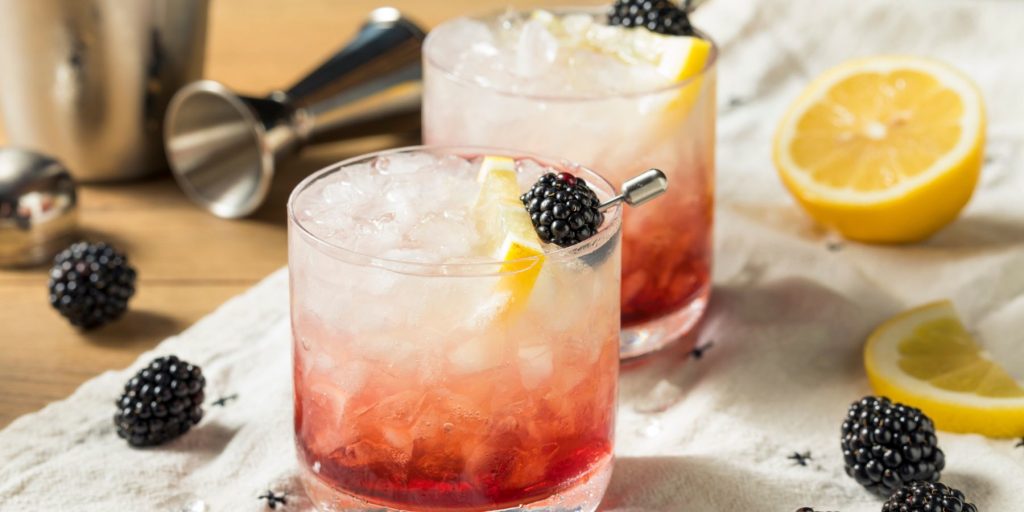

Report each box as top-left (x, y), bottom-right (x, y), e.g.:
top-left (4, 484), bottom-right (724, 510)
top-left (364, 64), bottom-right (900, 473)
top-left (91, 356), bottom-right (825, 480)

top-left (620, 176), bottom-right (712, 328)
top-left (294, 338), bottom-right (618, 511)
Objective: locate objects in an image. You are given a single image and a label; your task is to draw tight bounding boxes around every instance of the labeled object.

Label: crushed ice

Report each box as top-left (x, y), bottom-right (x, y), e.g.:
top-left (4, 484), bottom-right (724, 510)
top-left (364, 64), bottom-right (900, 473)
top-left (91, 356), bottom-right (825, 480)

top-left (431, 12), bottom-right (681, 96)
top-left (296, 152), bottom-right (482, 262)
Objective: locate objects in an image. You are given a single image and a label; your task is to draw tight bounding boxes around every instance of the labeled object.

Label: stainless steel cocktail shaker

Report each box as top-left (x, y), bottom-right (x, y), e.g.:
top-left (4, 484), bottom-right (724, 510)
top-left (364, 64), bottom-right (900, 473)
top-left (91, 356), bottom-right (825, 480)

top-left (0, 0), bottom-right (209, 182)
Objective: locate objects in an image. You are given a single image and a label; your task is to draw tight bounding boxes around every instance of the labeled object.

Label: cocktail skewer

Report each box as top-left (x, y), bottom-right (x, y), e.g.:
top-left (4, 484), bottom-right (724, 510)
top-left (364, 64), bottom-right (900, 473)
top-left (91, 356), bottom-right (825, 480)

top-left (599, 169), bottom-right (669, 210)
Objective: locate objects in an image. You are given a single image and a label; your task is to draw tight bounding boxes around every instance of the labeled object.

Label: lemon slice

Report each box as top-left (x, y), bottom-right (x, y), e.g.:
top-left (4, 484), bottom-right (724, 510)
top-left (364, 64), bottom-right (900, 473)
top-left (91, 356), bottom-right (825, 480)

top-left (474, 156), bottom-right (544, 315)
top-left (864, 301), bottom-right (1024, 437)
top-left (774, 56), bottom-right (985, 243)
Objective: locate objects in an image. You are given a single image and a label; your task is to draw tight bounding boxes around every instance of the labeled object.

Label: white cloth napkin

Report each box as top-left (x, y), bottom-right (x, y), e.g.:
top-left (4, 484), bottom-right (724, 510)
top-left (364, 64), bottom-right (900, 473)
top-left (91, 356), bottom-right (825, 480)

top-left (3, 0), bottom-right (1024, 510)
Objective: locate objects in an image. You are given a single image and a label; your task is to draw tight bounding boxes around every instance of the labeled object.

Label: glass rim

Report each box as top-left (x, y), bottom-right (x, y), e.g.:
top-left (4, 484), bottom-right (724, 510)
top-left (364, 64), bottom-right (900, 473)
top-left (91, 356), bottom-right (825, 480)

top-left (423, 5), bottom-right (719, 102)
top-left (287, 145), bottom-right (623, 277)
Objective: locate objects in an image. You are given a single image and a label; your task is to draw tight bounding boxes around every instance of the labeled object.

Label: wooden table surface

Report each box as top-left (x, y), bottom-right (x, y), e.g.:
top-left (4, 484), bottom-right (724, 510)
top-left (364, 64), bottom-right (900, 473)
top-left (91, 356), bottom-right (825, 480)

top-left (0, 0), bottom-right (597, 428)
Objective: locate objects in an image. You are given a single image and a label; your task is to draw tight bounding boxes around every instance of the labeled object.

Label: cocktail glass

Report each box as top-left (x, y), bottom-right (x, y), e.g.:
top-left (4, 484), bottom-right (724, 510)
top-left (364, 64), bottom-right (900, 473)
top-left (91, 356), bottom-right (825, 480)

top-left (288, 146), bottom-right (622, 511)
top-left (423, 8), bottom-right (717, 358)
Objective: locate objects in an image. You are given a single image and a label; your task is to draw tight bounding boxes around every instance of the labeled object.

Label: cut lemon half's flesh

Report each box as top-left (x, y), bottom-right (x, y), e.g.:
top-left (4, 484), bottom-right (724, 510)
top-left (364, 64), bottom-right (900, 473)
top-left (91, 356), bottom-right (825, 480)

top-left (864, 301), bottom-right (1024, 437)
top-left (474, 156), bottom-right (544, 315)
top-left (774, 56), bottom-right (985, 243)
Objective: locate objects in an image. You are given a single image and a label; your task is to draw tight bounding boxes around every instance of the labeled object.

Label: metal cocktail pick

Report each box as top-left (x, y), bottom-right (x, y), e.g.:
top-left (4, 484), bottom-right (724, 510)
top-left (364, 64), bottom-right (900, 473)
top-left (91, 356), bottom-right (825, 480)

top-left (599, 169), bottom-right (669, 211)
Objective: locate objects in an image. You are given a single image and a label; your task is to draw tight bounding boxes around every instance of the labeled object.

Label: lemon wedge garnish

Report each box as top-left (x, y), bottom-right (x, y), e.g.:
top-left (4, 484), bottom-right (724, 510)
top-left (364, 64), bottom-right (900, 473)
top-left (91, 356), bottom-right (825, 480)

top-left (774, 56), bottom-right (985, 243)
top-left (474, 156), bottom-right (544, 316)
top-left (864, 301), bottom-right (1024, 437)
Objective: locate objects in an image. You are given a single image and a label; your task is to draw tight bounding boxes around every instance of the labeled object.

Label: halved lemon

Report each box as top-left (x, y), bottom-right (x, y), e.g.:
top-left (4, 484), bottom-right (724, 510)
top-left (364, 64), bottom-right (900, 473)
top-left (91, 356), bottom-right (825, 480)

top-left (474, 156), bottom-right (544, 315)
top-left (864, 301), bottom-right (1024, 437)
top-left (774, 56), bottom-right (985, 243)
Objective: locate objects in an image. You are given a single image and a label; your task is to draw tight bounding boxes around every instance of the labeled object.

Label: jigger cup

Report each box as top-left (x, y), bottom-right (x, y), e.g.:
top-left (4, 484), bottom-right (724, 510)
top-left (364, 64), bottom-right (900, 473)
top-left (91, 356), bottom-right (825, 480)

top-left (164, 7), bottom-right (424, 218)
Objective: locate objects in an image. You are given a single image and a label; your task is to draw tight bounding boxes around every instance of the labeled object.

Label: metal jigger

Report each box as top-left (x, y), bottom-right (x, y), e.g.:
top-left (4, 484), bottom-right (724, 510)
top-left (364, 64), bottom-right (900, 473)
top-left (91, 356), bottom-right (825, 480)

top-left (0, 148), bottom-right (78, 267)
top-left (164, 7), bottom-right (424, 218)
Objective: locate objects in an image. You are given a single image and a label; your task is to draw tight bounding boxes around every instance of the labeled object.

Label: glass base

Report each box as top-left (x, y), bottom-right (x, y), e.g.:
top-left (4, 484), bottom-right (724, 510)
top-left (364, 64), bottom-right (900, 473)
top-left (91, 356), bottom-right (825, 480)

top-left (620, 285), bottom-right (710, 359)
top-left (301, 455), bottom-right (613, 512)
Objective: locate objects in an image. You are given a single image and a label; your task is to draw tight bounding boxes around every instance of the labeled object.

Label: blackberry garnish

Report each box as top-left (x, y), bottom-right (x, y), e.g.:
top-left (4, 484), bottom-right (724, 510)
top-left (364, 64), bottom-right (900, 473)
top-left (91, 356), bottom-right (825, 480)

top-left (521, 172), bottom-right (604, 248)
top-left (608, 0), bottom-right (695, 36)
top-left (48, 241), bottom-right (136, 329)
top-left (882, 481), bottom-right (977, 512)
top-left (841, 396), bottom-right (945, 497)
top-left (114, 355), bottom-right (205, 447)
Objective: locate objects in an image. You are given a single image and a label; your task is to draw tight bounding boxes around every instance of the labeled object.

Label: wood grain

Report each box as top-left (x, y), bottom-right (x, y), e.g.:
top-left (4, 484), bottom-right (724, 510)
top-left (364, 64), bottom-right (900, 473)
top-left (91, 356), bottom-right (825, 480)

top-left (0, 0), bottom-right (598, 428)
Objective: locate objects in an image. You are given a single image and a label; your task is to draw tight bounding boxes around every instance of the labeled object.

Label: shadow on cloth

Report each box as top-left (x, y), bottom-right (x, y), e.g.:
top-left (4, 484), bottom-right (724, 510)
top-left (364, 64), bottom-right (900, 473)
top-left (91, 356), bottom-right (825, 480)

top-left (155, 422), bottom-right (240, 456)
top-left (82, 309), bottom-right (182, 349)
top-left (923, 215), bottom-right (1024, 251)
top-left (599, 455), bottom-right (808, 511)
top-left (620, 275), bottom-right (902, 450)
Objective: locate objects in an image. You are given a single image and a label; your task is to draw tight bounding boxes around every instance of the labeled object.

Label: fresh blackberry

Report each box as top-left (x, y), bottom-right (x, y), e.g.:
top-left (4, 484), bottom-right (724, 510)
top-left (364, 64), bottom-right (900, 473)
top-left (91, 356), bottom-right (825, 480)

top-left (841, 396), bottom-right (945, 497)
top-left (882, 481), bottom-right (977, 512)
top-left (608, 0), bottom-right (695, 36)
top-left (114, 355), bottom-right (205, 447)
top-left (48, 241), bottom-right (136, 329)
top-left (521, 172), bottom-right (604, 248)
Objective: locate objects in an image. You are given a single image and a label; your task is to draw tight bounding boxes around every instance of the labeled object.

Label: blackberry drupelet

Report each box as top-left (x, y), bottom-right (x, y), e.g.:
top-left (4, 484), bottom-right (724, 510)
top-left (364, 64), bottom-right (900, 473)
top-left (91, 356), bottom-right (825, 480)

top-left (608, 0), bottom-right (695, 36)
top-left (841, 396), bottom-right (945, 497)
top-left (114, 355), bottom-right (205, 447)
top-left (48, 241), bottom-right (136, 329)
top-left (882, 481), bottom-right (977, 512)
top-left (521, 172), bottom-right (604, 248)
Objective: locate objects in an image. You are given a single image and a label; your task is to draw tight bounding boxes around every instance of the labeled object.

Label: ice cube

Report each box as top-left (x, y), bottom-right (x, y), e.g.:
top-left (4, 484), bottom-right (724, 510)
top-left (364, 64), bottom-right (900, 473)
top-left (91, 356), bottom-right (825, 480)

top-left (515, 20), bottom-right (558, 77)
top-left (382, 151), bottom-right (439, 175)
top-left (561, 14), bottom-right (595, 41)
top-left (319, 164), bottom-right (373, 200)
top-left (312, 352), bottom-right (337, 372)
top-left (518, 345), bottom-right (554, 389)
top-left (464, 439), bottom-right (549, 492)
top-left (462, 290), bottom-right (512, 329)
top-left (321, 182), bottom-right (362, 206)
top-left (292, 148), bottom-right (495, 331)
top-left (551, 366), bottom-right (588, 395)
top-left (448, 335), bottom-right (509, 374)
top-left (381, 426), bottom-right (414, 464)
top-left (381, 247), bottom-right (441, 264)
top-left (330, 360), bottom-right (369, 393)
top-left (408, 214), bottom-right (478, 259)
top-left (333, 439), bottom-right (407, 481)
top-left (354, 389), bottom-right (426, 428)
top-left (430, 153), bottom-right (476, 177)
top-left (430, 19), bottom-right (496, 68)
top-left (303, 375), bottom-right (354, 454)
top-left (515, 158), bottom-right (554, 188)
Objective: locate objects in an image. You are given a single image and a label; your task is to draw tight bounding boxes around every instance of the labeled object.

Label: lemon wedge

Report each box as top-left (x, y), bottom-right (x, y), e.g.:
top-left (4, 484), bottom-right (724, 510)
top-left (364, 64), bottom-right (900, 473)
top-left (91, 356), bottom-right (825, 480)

top-left (864, 301), bottom-right (1024, 437)
top-left (474, 156), bottom-right (545, 316)
top-left (774, 56), bottom-right (985, 243)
